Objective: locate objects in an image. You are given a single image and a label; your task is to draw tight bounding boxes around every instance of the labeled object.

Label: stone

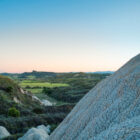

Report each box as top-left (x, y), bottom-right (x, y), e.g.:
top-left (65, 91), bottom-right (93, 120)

top-left (0, 126), bottom-right (10, 139)
top-left (41, 99), bottom-right (53, 106)
top-left (18, 125), bottom-right (50, 140)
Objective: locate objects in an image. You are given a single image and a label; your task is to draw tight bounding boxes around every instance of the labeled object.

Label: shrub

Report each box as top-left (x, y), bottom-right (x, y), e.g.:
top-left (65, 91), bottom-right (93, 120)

top-left (25, 86), bottom-right (31, 89)
top-left (33, 107), bottom-right (44, 114)
top-left (0, 94), bottom-right (8, 102)
top-left (8, 107), bottom-right (20, 117)
top-left (5, 86), bottom-right (13, 92)
top-left (42, 87), bottom-right (52, 95)
top-left (50, 124), bottom-right (58, 133)
top-left (2, 133), bottom-right (23, 140)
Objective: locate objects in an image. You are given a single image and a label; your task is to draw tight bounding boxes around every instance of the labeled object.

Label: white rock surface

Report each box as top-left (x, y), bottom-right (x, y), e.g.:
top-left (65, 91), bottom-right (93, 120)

top-left (41, 99), bottom-right (53, 106)
top-left (32, 95), bottom-right (41, 102)
top-left (49, 54), bottom-right (140, 140)
top-left (37, 125), bottom-right (50, 134)
top-left (18, 125), bottom-right (50, 140)
top-left (0, 126), bottom-right (10, 139)
top-left (13, 97), bottom-right (21, 104)
top-left (32, 95), bottom-right (53, 106)
top-left (20, 88), bottom-right (25, 94)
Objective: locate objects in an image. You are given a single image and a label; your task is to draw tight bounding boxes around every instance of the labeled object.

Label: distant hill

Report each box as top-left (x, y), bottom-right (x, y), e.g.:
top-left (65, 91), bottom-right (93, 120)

top-left (1, 70), bottom-right (113, 79)
top-left (19, 71), bottom-right (57, 78)
top-left (92, 71), bottom-right (114, 74)
top-left (1, 71), bottom-right (57, 79)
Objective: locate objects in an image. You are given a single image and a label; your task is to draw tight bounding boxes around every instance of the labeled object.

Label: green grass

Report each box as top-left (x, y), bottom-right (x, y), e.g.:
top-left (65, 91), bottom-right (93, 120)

top-left (20, 81), bottom-right (69, 88)
top-left (27, 75), bottom-right (36, 79)
top-left (25, 88), bottom-right (42, 94)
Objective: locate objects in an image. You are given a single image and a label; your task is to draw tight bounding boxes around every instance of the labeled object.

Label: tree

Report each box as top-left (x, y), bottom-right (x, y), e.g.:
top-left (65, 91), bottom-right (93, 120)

top-left (8, 107), bottom-right (20, 117)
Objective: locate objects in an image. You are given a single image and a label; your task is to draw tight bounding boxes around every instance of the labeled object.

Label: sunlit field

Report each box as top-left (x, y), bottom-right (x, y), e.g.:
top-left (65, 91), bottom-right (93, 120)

top-left (20, 80), bottom-right (69, 88)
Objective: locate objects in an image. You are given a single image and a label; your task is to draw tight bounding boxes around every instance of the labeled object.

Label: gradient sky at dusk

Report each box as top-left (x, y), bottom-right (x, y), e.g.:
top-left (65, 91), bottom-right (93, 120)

top-left (0, 0), bottom-right (140, 73)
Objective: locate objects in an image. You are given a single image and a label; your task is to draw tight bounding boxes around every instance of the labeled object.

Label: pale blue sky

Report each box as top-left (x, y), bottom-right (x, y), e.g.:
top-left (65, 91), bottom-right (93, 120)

top-left (0, 0), bottom-right (140, 72)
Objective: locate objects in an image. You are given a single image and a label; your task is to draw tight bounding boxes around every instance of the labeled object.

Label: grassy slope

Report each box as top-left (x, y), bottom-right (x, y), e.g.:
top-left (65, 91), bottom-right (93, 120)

top-left (0, 75), bottom-right (74, 139)
top-left (0, 75), bottom-right (41, 115)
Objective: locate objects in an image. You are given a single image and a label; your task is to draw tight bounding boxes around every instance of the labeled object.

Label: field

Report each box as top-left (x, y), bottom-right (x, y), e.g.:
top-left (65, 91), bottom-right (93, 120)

top-left (19, 80), bottom-right (69, 99)
top-left (25, 88), bottom-right (43, 94)
top-left (20, 80), bottom-right (69, 88)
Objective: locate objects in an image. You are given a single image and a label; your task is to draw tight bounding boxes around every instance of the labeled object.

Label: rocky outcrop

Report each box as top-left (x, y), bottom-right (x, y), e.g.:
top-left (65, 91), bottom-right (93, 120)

top-left (20, 88), bottom-right (53, 106)
top-left (49, 54), bottom-right (140, 140)
top-left (13, 97), bottom-right (22, 104)
top-left (32, 95), bottom-right (53, 106)
top-left (0, 126), bottom-right (10, 139)
top-left (41, 99), bottom-right (53, 106)
top-left (18, 125), bottom-right (50, 140)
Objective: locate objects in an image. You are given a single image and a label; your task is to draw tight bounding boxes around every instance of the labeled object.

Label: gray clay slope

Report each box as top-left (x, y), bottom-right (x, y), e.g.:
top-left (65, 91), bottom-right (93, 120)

top-left (49, 54), bottom-right (140, 140)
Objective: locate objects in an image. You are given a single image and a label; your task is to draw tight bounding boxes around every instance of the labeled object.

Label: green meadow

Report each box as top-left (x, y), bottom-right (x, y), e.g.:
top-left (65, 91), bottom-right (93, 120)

top-left (20, 80), bottom-right (69, 88)
top-left (19, 80), bottom-right (69, 95)
top-left (25, 88), bottom-right (43, 94)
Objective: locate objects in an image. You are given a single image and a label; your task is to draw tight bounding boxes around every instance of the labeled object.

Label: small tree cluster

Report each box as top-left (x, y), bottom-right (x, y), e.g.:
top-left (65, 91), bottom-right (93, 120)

top-left (8, 107), bottom-right (20, 117)
top-left (42, 87), bottom-right (52, 95)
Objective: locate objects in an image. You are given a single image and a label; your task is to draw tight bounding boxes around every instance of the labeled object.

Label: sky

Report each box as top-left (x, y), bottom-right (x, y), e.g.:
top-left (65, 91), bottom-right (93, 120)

top-left (0, 0), bottom-right (140, 73)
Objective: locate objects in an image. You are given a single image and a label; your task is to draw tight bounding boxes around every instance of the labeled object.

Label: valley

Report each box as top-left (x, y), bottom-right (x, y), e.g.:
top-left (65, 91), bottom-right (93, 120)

top-left (0, 71), bottom-right (110, 139)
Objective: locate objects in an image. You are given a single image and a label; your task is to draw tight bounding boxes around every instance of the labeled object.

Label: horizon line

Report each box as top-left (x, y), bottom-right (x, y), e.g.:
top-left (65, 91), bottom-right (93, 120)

top-left (0, 70), bottom-right (115, 74)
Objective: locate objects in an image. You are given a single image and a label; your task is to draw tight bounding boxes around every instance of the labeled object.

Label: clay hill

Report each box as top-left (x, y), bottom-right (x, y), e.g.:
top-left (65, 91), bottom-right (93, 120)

top-left (49, 54), bottom-right (140, 140)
